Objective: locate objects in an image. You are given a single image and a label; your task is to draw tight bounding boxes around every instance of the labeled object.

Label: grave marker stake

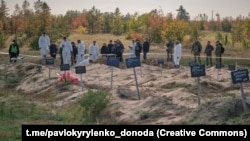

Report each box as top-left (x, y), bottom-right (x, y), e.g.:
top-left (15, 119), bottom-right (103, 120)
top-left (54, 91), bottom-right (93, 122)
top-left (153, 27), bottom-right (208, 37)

top-left (197, 77), bottom-right (201, 105)
top-left (133, 67), bottom-right (140, 100)
top-left (160, 64), bottom-right (163, 77)
top-left (231, 69), bottom-right (249, 112)
top-left (125, 57), bottom-right (141, 100)
top-left (49, 67), bottom-right (51, 78)
top-left (80, 74), bottom-right (83, 91)
top-left (240, 83), bottom-right (247, 112)
top-left (111, 66), bottom-right (113, 89)
top-left (75, 66), bottom-right (86, 91)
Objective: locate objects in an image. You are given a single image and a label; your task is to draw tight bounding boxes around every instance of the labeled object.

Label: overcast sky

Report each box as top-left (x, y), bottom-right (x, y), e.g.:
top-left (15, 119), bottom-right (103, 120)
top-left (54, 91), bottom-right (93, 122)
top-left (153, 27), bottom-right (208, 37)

top-left (6, 0), bottom-right (250, 19)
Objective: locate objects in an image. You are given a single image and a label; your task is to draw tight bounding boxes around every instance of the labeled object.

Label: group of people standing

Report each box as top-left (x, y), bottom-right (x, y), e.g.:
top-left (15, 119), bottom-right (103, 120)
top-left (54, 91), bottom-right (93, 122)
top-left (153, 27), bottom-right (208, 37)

top-left (191, 39), bottom-right (224, 66)
top-left (128, 38), bottom-right (150, 60)
top-left (100, 38), bottom-right (150, 62)
top-left (38, 32), bottom-right (86, 66)
top-left (100, 39), bottom-right (124, 62)
top-left (165, 38), bottom-right (224, 68)
top-left (8, 31), bottom-right (224, 69)
top-left (165, 39), bottom-right (182, 68)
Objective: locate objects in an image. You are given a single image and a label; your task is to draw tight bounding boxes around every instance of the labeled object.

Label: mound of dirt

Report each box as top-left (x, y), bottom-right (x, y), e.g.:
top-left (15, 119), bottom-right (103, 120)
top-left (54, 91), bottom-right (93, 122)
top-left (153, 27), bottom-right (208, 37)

top-left (1, 61), bottom-right (250, 124)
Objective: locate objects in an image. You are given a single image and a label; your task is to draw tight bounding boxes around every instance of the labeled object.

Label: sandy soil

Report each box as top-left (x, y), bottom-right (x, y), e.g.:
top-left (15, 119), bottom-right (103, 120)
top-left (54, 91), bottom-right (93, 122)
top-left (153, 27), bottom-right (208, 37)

top-left (2, 57), bottom-right (250, 124)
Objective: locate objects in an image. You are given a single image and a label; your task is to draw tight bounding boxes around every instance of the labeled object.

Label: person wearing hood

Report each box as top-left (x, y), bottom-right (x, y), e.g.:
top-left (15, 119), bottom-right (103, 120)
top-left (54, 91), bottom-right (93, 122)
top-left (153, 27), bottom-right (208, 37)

top-left (60, 37), bottom-right (73, 66)
top-left (174, 40), bottom-right (182, 68)
top-left (129, 39), bottom-right (136, 58)
top-left (77, 40), bottom-right (85, 65)
top-left (89, 40), bottom-right (99, 62)
top-left (38, 32), bottom-right (50, 59)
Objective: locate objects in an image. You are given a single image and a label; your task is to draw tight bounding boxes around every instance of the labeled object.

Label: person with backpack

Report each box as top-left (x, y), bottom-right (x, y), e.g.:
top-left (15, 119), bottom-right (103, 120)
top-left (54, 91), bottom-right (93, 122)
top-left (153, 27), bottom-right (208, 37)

top-left (215, 40), bottom-right (224, 65)
top-left (191, 39), bottom-right (202, 64)
top-left (9, 39), bottom-right (19, 63)
top-left (204, 41), bottom-right (214, 66)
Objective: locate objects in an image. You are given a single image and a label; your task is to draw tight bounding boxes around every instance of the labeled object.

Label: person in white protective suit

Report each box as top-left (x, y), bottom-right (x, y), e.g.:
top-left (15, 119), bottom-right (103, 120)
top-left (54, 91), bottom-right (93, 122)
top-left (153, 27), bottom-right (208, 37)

top-left (89, 40), bottom-right (99, 62)
top-left (76, 40), bottom-right (85, 65)
top-left (174, 40), bottom-right (182, 68)
top-left (38, 32), bottom-right (50, 59)
top-left (60, 37), bottom-right (73, 66)
top-left (129, 39), bottom-right (136, 58)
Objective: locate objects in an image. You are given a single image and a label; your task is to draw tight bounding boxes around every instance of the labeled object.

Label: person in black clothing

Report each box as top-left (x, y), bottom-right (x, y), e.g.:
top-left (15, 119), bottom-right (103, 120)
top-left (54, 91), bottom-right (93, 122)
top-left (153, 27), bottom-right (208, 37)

top-left (135, 39), bottom-right (142, 60)
top-left (59, 47), bottom-right (63, 65)
top-left (71, 41), bottom-right (78, 65)
top-left (166, 39), bottom-right (174, 61)
top-left (49, 40), bottom-right (58, 59)
top-left (142, 38), bottom-right (150, 60)
top-left (204, 41), bottom-right (214, 66)
top-left (9, 39), bottom-right (19, 63)
top-left (116, 39), bottom-right (124, 62)
top-left (101, 43), bottom-right (109, 57)
top-left (107, 40), bottom-right (113, 54)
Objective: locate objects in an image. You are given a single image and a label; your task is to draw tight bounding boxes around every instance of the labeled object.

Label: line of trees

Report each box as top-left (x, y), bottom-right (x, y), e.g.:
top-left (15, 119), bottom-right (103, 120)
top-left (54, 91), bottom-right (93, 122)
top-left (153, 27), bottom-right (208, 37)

top-left (0, 0), bottom-right (250, 50)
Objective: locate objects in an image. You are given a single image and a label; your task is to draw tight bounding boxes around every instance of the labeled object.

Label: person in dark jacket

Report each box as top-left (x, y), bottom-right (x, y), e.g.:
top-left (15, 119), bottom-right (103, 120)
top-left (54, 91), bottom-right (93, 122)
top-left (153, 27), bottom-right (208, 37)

top-left (101, 43), bottom-right (109, 57)
top-left (191, 39), bottom-right (202, 64)
top-left (116, 39), bottom-right (124, 62)
top-left (215, 40), bottom-right (223, 65)
top-left (204, 41), bottom-right (214, 66)
top-left (59, 47), bottom-right (63, 65)
top-left (107, 40), bottom-right (113, 54)
top-left (49, 40), bottom-right (58, 59)
top-left (142, 38), bottom-right (150, 60)
top-left (135, 39), bottom-right (142, 60)
top-left (9, 39), bottom-right (19, 63)
top-left (71, 41), bottom-right (78, 65)
top-left (166, 39), bottom-right (174, 61)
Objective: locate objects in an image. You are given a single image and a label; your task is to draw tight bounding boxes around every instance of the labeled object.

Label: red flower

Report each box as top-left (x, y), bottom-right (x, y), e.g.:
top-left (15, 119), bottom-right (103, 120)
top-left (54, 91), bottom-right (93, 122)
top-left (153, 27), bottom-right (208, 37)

top-left (58, 71), bottom-right (79, 84)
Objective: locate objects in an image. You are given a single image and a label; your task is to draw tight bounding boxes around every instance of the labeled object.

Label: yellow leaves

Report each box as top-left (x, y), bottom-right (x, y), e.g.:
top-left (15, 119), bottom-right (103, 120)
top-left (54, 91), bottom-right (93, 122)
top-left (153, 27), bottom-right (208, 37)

top-left (164, 20), bottom-right (189, 41)
top-left (76, 26), bottom-right (87, 34)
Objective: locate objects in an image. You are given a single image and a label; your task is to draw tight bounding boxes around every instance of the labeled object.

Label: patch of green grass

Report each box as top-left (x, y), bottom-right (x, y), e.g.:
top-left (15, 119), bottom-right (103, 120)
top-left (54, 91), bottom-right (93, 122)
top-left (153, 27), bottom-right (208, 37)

top-left (5, 76), bottom-right (22, 88)
top-left (78, 89), bottom-right (111, 123)
top-left (0, 92), bottom-right (66, 141)
top-left (139, 111), bottom-right (150, 120)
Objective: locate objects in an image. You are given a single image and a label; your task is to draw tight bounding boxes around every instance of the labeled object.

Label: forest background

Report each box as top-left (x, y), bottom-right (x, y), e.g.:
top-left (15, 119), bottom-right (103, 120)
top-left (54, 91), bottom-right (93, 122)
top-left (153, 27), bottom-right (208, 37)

top-left (0, 0), bottom-right (250, 51)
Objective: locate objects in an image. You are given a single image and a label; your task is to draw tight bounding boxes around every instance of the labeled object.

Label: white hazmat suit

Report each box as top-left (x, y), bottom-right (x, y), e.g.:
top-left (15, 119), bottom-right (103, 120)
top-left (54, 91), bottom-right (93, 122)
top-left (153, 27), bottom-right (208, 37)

top-left (38, 33), bottom-right (50, 59)
top-left (174, 41), bottom-right (182, 66)
top-left (77, 40), bottom-right (85, 65)
top-left (89, 41), bottom-right (99, 62)
top-left (129, 40), bottom-right (136, 58)
top-left (60, 38), bottom-right (73, 66)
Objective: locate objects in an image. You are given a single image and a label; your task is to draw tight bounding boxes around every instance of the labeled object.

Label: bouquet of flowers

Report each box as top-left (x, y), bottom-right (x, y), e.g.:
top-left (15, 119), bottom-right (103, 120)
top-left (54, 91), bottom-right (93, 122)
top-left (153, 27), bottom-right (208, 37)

top-left (58, 71), bottom-right (79, 84)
